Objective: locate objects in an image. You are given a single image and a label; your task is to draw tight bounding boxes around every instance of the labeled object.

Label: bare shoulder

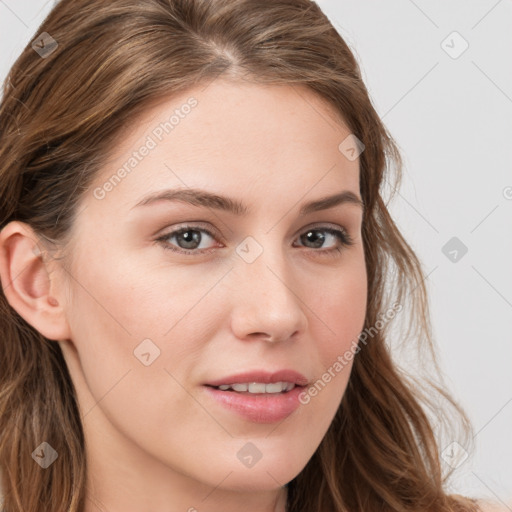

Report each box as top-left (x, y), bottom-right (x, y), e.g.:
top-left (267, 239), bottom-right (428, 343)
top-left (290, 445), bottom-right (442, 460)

top-left (476, 500), bottom-right (512, 511)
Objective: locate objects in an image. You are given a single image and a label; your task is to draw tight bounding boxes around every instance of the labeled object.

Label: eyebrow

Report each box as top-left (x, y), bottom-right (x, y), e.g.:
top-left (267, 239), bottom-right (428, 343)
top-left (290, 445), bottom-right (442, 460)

top-left (132, 187), bottom-right (364, 215)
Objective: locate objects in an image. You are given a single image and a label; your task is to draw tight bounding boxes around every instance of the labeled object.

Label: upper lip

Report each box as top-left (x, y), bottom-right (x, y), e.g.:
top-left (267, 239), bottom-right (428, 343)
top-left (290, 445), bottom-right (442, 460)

top-left (205, 369), bottom-right (309, 387)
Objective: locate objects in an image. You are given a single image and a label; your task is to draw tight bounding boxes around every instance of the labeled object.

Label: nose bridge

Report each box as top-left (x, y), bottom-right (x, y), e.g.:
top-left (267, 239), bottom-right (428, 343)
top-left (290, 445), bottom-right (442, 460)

top-left (237, 234), bottom-right (294, 298)
top-left (229, 235), bottom-right (307, 341)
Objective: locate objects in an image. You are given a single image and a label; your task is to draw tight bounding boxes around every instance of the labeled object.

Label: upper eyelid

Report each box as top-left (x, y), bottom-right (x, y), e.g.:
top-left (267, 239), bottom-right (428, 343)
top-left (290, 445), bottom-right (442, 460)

top-left (159, 222), bottom-right (220, 240)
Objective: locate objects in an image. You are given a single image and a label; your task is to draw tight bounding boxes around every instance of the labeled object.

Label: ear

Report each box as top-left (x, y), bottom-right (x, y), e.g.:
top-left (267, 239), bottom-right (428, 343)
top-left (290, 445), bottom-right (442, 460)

top-left (0, 221), bottom-right (72, 341)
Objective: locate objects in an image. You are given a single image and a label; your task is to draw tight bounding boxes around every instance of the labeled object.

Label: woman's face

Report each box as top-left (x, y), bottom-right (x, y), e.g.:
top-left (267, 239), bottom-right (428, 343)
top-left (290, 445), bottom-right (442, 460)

top-left (56, 79), bottom-right (367, 505)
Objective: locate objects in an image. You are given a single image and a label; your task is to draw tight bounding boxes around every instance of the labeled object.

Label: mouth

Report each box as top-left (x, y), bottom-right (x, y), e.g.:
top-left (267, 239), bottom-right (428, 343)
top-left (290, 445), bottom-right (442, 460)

top-left (201, 370), bottom-right (309, 423)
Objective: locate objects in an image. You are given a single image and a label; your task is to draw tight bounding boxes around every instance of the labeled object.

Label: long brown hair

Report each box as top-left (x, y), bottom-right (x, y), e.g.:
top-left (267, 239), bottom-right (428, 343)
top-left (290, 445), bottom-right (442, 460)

top-left (0, 0), bottom-right (480, 510)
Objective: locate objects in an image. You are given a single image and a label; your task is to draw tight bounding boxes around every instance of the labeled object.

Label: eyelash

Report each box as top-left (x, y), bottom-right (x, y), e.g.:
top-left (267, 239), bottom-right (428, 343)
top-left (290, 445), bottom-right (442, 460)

top-left (155, 223), bottom-right (355, 257)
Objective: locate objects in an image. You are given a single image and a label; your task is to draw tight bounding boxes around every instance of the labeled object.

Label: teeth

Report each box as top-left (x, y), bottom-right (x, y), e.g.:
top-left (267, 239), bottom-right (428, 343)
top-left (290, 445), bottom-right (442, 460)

top-left (216, 382), bottom-right (296, 393)
top-left (262, 382), bottom-right (283, 393)
top-left (248, 382), bottom-right (266, 393)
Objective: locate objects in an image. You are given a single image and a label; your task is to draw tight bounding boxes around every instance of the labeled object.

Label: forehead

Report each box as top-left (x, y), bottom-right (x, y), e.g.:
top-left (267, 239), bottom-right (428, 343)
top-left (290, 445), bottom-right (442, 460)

top-left (88, 79), bottom-right (360, 215)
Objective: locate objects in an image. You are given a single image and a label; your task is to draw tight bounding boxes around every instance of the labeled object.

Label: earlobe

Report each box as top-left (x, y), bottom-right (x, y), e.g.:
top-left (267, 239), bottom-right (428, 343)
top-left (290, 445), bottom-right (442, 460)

top-left (0, 221), bottom-right (72, 341)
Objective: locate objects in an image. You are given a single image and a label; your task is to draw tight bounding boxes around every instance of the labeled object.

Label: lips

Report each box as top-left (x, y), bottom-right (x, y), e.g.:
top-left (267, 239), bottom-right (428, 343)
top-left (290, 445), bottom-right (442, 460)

top-left (202, 369), bottom-right (309, 423)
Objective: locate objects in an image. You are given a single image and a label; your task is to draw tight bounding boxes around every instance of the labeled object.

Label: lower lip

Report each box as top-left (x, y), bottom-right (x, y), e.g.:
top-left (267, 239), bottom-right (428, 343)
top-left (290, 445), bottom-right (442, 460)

top-left (202, 385), bottom-right (305, 423)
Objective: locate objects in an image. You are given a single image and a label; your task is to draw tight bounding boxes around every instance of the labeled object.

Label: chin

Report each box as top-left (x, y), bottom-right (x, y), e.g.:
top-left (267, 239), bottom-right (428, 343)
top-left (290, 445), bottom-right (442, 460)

top-left (222, 452), bottom-right (306, 491)
top-left (218, 468), bottom-right (297, 492)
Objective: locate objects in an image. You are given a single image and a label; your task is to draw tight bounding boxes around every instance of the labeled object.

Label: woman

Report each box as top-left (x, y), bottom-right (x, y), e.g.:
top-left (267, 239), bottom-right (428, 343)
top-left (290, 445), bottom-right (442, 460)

top-left (0, 0), bottom-right (506, 511)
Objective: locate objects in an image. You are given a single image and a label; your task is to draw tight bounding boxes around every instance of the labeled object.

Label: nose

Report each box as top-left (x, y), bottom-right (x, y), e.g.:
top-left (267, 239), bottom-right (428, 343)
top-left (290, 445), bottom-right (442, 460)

top-left (229, 246), bottom-right (308, 344)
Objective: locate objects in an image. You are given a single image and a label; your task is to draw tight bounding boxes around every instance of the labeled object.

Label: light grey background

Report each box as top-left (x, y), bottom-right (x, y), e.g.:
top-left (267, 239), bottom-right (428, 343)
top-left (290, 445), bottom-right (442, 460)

top-left (1, 0), bottom-right (511, 505)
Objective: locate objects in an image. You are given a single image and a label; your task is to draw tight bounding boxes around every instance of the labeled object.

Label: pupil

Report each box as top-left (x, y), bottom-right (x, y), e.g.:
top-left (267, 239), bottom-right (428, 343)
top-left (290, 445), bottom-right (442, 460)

top-left (179, 230), bottom-right (200, 249)
top-left (304, 230), bottom-right (324, 248)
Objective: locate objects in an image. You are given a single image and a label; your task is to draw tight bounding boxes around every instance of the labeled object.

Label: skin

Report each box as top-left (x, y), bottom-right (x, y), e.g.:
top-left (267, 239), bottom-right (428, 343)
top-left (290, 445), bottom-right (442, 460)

top-left (0, 79), bottom-right (367, 512)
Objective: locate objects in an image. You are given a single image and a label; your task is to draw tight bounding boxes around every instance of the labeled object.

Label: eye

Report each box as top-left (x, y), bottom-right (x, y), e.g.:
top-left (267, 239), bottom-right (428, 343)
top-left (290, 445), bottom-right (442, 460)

top-left (155, 223), bottom-right (355, 256)
top-left (293, 226), bottom-right (355, 255)
top-left (155, 224), bottom-right (219, 255)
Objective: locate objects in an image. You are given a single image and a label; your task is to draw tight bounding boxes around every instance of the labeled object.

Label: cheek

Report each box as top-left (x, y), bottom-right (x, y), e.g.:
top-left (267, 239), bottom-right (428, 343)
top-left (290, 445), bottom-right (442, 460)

top-left (295, 254), bottom-right (366, 416)
top-left (314, 256), bottom-right (367, 367)
top-left (62, 252), bottom-right (226, 390)
top-left (62, 261), bottom-right (208, 444)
